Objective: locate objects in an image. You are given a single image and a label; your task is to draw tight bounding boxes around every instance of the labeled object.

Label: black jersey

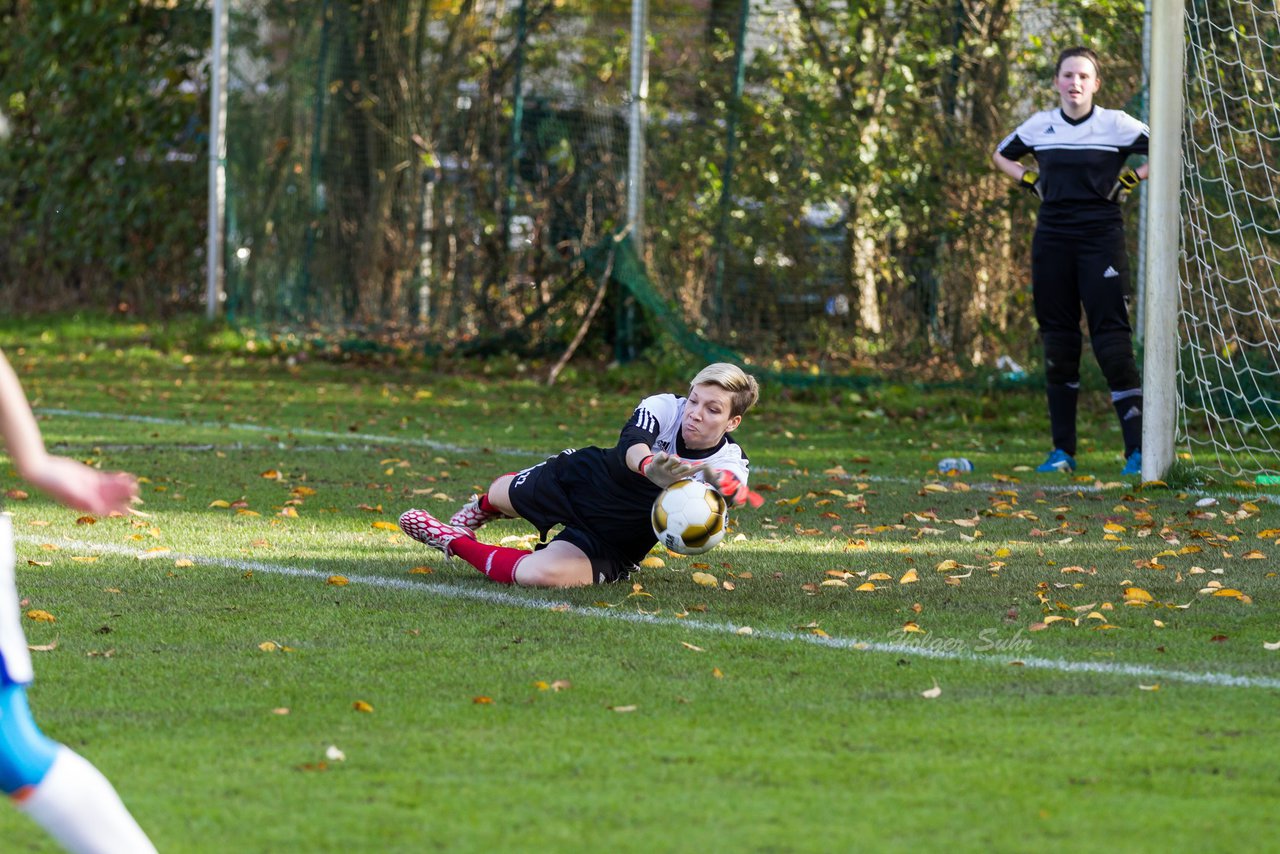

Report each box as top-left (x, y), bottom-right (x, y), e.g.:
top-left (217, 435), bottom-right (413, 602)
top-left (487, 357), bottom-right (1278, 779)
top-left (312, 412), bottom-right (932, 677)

top-left (997, 106), bottom-right (1148, 235)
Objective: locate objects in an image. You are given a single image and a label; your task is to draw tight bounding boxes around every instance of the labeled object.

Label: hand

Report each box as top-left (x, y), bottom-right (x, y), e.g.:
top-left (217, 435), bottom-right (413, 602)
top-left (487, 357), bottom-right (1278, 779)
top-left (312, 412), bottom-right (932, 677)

top-left (1108, 166), bottom-right (1141, 202)
top-left (1019, 169), bottom-right (1042, 199)
top-left (23, 456), bottom-right (139, 516)
top-left (639, 452), bottom-right (698, 489)
top-left (698, 466), bottom-right (764, 508)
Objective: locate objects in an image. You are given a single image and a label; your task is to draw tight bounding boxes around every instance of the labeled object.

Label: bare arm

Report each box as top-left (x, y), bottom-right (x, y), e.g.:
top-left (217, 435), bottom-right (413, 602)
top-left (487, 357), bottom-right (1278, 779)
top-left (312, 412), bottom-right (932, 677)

top-left (0, 349), bottom-right (137, 515)
top-left (992, 150), bottom-right (1031, 182)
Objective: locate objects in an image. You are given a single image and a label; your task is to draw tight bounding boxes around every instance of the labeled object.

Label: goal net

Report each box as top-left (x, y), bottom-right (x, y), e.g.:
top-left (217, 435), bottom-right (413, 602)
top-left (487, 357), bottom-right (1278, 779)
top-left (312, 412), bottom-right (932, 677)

top-left (1179, 0), bottom-right (1280, 476)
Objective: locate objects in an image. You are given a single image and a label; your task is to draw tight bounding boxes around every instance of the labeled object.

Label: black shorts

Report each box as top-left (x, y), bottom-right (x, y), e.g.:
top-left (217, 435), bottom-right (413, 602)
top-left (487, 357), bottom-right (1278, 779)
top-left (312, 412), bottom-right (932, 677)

top-left (509, 451), bottom-right (644, 585)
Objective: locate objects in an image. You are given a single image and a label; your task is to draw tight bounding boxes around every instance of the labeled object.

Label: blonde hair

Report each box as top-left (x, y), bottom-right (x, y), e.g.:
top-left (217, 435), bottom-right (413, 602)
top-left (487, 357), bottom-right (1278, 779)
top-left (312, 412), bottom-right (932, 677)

top-left (690, 363), bottom-right (759, 418)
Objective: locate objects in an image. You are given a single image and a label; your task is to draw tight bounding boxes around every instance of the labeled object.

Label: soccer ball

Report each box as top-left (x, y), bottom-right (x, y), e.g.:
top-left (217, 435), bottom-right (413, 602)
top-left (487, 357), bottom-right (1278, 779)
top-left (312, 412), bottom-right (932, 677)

top-left (651, 478), bottom-right (728, 555)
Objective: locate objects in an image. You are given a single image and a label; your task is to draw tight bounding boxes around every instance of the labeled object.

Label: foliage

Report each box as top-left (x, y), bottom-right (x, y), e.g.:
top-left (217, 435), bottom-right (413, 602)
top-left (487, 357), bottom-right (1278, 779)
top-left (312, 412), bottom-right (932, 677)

top-left (0, 2), bottom-right (209, 311)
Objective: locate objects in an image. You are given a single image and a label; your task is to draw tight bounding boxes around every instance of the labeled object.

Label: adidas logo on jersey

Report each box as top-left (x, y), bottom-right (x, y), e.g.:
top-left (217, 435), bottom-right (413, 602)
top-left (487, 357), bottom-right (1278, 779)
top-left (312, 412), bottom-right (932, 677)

top-left (1103, 266), bottom-right (1120, 278)
top-left (1044, 125), bottom-right (1055, 134)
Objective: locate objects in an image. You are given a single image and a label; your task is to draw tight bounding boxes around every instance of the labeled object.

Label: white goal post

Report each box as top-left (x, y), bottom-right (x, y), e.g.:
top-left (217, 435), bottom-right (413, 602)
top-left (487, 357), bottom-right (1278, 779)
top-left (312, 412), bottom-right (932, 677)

top-left (1140, 0), bottom-right (1185, 482)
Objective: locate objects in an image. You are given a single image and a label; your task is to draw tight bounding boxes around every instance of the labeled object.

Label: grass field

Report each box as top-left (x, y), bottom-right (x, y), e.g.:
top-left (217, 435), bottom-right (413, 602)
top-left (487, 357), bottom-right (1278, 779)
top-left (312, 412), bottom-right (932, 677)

top-left (1, 316), bottom-right (1277, 853)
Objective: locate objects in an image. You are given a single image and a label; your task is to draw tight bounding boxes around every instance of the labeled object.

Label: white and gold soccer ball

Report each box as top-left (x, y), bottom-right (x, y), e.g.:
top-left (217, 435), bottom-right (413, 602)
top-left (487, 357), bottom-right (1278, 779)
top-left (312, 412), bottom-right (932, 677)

top-left (651, 478), bottom-right (728, 555)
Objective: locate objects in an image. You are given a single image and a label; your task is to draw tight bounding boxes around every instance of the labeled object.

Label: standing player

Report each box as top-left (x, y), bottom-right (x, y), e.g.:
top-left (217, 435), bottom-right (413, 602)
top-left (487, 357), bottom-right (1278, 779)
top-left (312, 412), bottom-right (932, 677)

top-left (0, 349), bottom-right (157, 853)
top-left (398, 363), bottom-right (759, 588)
top-left (993, 45), bottom-right (1148, 476)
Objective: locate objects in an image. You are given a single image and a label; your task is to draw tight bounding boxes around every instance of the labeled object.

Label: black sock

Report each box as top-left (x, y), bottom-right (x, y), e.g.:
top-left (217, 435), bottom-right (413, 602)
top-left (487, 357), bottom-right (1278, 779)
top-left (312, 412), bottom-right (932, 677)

top-left (1047, 384), bottom-right (1079, 457)
top-left (1113, 395), bottom-right (1143, 457)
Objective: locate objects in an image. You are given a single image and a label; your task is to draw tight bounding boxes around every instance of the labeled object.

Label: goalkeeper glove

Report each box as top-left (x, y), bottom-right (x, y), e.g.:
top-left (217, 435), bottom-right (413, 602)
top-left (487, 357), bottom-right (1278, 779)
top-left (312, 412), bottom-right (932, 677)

top-left (639, 452), bottom-right (697, 489)
top-left (699, 466), bottom-right (764, 508)
top-left (1019, 169), bottom-right (1043, 199)
top-left (1108, 167), bottom-right (1141, 202)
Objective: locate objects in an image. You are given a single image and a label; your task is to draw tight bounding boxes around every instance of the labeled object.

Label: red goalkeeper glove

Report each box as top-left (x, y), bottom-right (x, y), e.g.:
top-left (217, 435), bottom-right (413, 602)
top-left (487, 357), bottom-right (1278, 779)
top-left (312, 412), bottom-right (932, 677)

top-left (700, 467), bottom-right (764, 508)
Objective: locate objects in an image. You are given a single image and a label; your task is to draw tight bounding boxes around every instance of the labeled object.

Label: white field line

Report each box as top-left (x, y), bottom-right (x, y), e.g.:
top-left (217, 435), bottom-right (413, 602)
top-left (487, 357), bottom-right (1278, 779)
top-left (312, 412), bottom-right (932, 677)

top-left (17, 532), bottom-right (1280, 691)
top-left (36, 407), bottom-right (542, 459)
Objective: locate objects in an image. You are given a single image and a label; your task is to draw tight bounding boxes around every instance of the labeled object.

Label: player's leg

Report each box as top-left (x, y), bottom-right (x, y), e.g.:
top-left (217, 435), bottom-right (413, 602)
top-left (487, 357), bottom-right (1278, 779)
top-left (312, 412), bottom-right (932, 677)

top-left (398, 509), bottom-right (594, 586)
top-left (1032, 231), bottom-right (1084, 468)
top-left (2, 685), bottom-right (157, 854)
top-left (449, 473), bottom-right (517, 531)
top-left (1079, 230), bottom-right (1143, 468)
top-left (0, 516), bottom-right (155, 854)
top-left (504, 540), bottom-right (594, 587)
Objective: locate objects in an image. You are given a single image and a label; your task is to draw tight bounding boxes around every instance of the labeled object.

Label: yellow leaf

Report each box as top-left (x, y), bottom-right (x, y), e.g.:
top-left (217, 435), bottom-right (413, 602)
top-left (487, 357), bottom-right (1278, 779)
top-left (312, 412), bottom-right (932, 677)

top-left (902, 622), bottom-right (925, 634)
top-left (1212, 588), bottom-right (1245, 599)
top-left (353, 700), bottom-right (375, 712)
top-left (993, 547), bottom-right (1011, 558)
top-left (235, 509), bottom-right (260, 517)
top-left (291, 486), bottom-right (317, 497)
top-left (26, 560), bottom-right (51, 567)
top-left (70, 556), bottom-right (98, 563)
top-left (174, 558), bottom-right (194, 568)
top-left (609, 704), bottom-right (637, 712)
top-left (935, 559), bottom-right (960, 572)
top-left (208, 499), bottom-right (231, 508)
top-left (681, 642), bottom-right (705, 652)
top-left (691, 572), bottom-right (718, 587)
top-left (1104, 522), bottom-right (1127, 533)
top-left (735, 626), bottom-right (754, 635)
top-left (327, 575), bottom-right (350, 586)
top-left (1240, 550), bottom-right (1266, 559)
top-left (372, 520), bottom-right (400, 531)
top-left (258, 641), bottom-right (279, 652)
top-left (899, 569), bottom-right (919, 584)
top-left (1123, 587), bottom-right (1154, 602)
top-left (1138, 683), bottom-right (1160, 691)
top-left (25, 610), bottom-right (56, 623)
top-left (855, 582), bottom-right (877, 591)
top-left (640, 556), bottom-right (665, 569)
top-left (712, 668), bottom-right (724, 679)
top-left (261, 469), bottom-right (283, 480)
top-left (408, 566), bottom-right (434, 575)
top-left (279, 507), bottom-right (299, 518)
top-left (1153, 619), bottom-right (1166, 628)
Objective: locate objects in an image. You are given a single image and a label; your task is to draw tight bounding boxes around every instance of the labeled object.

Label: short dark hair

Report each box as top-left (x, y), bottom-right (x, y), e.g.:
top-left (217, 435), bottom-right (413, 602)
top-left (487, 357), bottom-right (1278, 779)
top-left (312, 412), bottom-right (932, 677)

top-left (1056, 46), bottom-right (1101, 78)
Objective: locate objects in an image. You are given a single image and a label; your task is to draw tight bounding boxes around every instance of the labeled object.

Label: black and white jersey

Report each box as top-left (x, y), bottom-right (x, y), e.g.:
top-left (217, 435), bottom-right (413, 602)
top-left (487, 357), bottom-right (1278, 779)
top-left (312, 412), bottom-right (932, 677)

top-left (997, 106), bottom-right (1148, 235)
top-left (618, 393), bottom-right (750, 484)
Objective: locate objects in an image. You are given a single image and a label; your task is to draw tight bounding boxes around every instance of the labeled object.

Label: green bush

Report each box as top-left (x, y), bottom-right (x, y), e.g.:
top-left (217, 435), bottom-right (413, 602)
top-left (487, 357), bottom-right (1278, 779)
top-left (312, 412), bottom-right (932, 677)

top-left (0, 3), bottom-right (209, 313)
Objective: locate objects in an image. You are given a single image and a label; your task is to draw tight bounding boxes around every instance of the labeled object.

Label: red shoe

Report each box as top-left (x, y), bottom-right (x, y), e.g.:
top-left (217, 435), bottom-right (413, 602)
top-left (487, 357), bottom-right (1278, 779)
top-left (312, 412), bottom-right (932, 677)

top-left (398, 508), bottom-right (475, 556)
top-left (449, 494), bottom-right (503, 531)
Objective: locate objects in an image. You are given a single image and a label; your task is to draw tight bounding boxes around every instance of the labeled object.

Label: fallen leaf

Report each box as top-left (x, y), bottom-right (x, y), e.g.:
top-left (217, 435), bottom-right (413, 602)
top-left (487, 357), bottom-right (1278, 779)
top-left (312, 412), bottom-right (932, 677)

top-left (408, 566), bottom-right (434, 574)
top-left (174, 558), bottom-right (194, 568)
top-left (1138, 684), bottom-right (1160, 692)
top-left (899, 569), bottom-right (919, 584)
top-left (1263, 641), bottom-right (1280, 651)
top-left (28, 638), bottom-right (58, 652)
top-left (681, 642), bottom-right (705, 652)
top-left (325, 746), bottom-right (346, 762)
top-left (327, 575), bottom-right (350, 586)
top-left (271, 707), bottom-right (290, 715)
top-left (372, 521), bottom-right (400, 531)
top-left (735, 626), bottom-right (754, 635)
top-left (921, 679), bottom-right (942, 699)
top-left (25, 610), bottom-right (55, 623)
top-left (608, 705), bottom-right (637, 712)
top-left (258, 641), bottom-right (280, 652)
top-left (691, 572), bottom-right (718, 587)
top-left (353, 700), bottom-right (375, 712)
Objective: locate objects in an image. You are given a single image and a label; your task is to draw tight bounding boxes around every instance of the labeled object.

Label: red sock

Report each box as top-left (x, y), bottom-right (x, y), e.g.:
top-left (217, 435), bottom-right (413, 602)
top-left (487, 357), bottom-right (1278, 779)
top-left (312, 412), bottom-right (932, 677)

top-left (477, 493), bottom-right (500, 515)
top-left (449, 536), bottom-right (529, 584)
